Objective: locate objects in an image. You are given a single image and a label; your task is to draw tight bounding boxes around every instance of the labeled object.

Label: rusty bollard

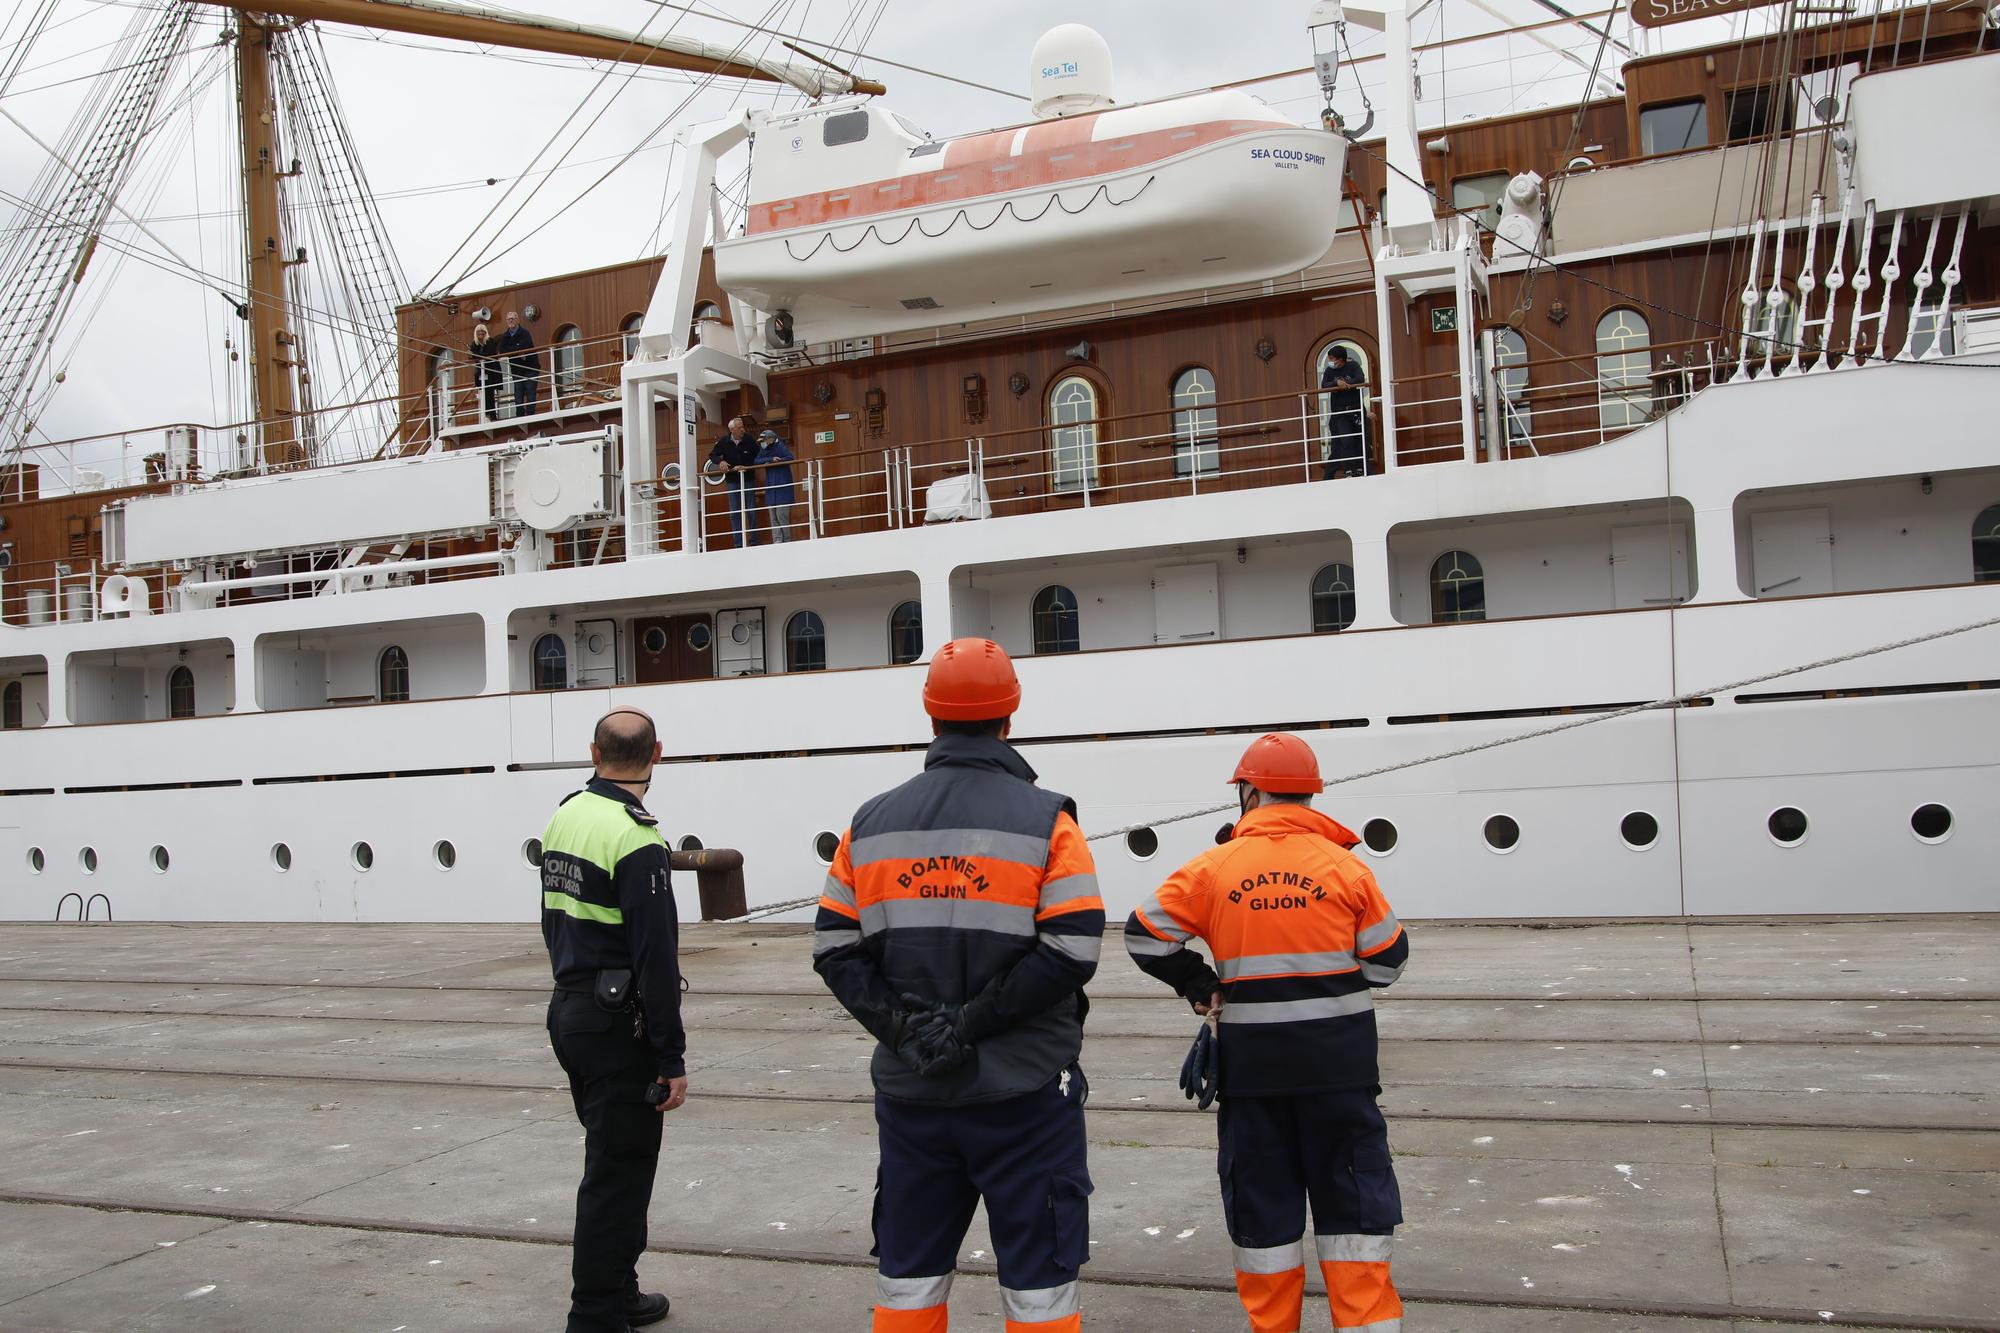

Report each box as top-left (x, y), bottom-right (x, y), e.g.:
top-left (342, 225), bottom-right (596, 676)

top-left (671, 848), bottom-right (747, 921)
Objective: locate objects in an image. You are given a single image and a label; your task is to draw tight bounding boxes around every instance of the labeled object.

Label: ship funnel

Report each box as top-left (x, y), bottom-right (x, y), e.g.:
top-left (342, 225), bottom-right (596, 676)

top-left (1030, 25), bottom-right (1115, 119)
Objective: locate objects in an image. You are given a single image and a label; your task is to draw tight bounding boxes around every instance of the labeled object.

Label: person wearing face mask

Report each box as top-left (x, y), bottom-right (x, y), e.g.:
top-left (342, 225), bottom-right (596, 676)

top-left (540, 707), bottom-right (685, 1333)
top-left (1124, 733), bottom-right (1410, 1333)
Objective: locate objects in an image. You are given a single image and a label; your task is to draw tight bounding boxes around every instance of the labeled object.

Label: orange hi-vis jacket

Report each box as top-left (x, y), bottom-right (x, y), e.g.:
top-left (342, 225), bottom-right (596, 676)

top-left (1125, 803), bottom-right (1408, 1095)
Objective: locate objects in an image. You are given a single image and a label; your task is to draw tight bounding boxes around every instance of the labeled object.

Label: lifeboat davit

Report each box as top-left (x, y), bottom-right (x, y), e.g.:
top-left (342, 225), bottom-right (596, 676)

top-left (714, 24), bottom-right (1346, 346)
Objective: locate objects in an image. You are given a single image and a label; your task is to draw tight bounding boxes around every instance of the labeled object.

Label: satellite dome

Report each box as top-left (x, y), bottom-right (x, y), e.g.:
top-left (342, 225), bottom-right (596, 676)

top-left (1030, 24), bottom-right (1115, 119)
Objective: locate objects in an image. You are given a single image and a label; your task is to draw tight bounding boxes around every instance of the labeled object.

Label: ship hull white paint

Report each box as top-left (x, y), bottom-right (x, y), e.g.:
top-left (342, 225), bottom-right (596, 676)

top-left (5, 365), bottom-right (1996, 925)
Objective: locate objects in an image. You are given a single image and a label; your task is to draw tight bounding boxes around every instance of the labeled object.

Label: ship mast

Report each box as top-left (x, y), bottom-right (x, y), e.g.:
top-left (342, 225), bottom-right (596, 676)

top-left (235, 12), bottom-right (303, 469)
top-left (212, 0), bottom-right (886, 470)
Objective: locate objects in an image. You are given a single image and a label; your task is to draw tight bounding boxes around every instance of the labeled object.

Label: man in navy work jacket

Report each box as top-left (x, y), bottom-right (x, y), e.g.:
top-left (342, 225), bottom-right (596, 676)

top-left (541, 706), bottom-right (686, 1332)
top-left (814, 638), bottom-right (1104, 1333)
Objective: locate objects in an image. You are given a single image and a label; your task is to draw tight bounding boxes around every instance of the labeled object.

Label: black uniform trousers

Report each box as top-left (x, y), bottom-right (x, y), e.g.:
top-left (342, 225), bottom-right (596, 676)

top-left (548, 990), bottom-right (663, 1333)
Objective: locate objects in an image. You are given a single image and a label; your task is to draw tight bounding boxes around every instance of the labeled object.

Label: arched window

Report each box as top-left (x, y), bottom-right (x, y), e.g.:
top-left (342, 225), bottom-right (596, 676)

top-left (427, 347), bottom-right (455, 432)
top-left (1047, 376), bottom-right (1100, 492)
top-left (1311, 563), bottom-right (1356, 633)
top-left (1171, 367), bottom-right (1218, 477)
top-left (621, 312), bottom-right (645, 360)
top-left (1744, 287), bottom-right (1802, 364)
top-left (786, 611), bottom-right (827, 672)
top-left (2, 681), bottom-right (21, 730)
top-left (378, 645), bottom-right (410, 702)
top-left (1975, 504), bottom-right (2000, 583)
top-left (1493, 328), bottom-right (1531, 449)
top-left (1595, 308), bottom-right (1652, 431)
top-left (552, 325), bottom-right (583, 401)
top-left (167, 665), bottom-right (196, 719)
top-left (1032, 584), bottom-right (1080, 654)
top-left (689, 301), bottom-right (722, 346)
top-left (1315, 338), bottom-right (1372, 463)
top-left (888, 600), bottom-right (923, 665)
top-left (1430, 550), bottom-right (1486, 623)
top-left (532, 633), bottom-right (567, 691)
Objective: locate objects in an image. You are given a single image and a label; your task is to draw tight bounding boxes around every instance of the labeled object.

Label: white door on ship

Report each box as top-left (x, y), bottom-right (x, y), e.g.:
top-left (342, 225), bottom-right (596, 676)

top-left (1749, 507), bottom-right (1834, 598)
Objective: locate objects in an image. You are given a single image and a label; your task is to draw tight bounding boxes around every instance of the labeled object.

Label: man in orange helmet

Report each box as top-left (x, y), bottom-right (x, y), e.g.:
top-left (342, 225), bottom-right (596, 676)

top-left (814, 637), bottom-right (1104, 1333)
top-left (1125, 733), bottom-right (1409, 1333)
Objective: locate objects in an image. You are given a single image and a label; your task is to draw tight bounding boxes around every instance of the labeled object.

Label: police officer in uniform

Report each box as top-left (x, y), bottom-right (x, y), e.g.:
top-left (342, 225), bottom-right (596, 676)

top-left (814, 638), bottom-right (1105, 1333)
top-left (541, 706), bottom-right (685, 1332)
top-left (1125, 733), bottom-right (1410, 1333)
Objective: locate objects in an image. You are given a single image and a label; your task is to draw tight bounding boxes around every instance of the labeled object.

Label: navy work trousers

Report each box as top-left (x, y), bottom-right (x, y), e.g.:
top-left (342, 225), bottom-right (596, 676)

top-left (548, 990), bottom-right (664, 1333)
top-left (873, 1064), bottom-right (1093, 1323)
top-left (1219, 1086), bottom-right (1401, 1246)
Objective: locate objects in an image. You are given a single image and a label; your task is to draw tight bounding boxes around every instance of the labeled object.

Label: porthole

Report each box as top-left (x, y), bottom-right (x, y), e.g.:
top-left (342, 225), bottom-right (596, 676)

top-left (1910, 803), bottom-right (1953, 844)
top-left (79, 847), bottom-right (98, 874)
top-left (522, 838), bottom-right (544, 868)
top-left (351, 841), bottom-right (375, 872)
top-left (1362, 818), bottom-right (1398, 855)
top-left (1620, 811), bottom-right (1660, 850)
top-left (434, 840), bottom-right (457, 870)
top-left (641, 627), bottom-right (668, 655)
top-left (149, 845), bottom-right (170, 874)
top-left (1124, 827), bottom-right (1160, 861)
top-left (1483, 814), bottom-right (1521, 853)
top-left (1767, 807), bottom-right (1809, 847)
top-left (271, 843), bottom-right (293, 872)
top-left (27, 847), bottom-right (45, 874)
top-left (813, 830), bottom-right (841, 864)
top-left (730, 621), bottom-right (752, 644)
top-left (660, 461), bottom-right (683, 494)
top-left (687, 623), bottom-right (713, 653)
top-left (678, 834), bottom-right (704, 853)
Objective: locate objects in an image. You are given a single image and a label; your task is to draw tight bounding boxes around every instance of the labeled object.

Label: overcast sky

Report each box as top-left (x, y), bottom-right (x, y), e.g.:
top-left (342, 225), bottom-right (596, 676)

top-left (0, 0), bottom-right (1812, 455)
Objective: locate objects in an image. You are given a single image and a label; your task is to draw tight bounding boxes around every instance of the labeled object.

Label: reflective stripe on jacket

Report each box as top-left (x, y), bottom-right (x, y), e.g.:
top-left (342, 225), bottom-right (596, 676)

top-left (1124, 803), bottom-right (1407, 1095)
top-left (540, 776), bottom-right (686, 1078)
top-left (813, 730), bottom-right (1105, 1105)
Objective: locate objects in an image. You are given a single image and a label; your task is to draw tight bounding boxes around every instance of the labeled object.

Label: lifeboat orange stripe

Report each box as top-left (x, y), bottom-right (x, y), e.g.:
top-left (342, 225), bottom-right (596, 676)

top-left (746, 118), bottom-right (1285, 236)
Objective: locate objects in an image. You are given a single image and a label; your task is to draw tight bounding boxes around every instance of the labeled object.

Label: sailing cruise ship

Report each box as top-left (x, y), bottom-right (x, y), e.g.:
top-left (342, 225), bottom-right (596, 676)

top-left (2, 0), bottom-right (1996, 924)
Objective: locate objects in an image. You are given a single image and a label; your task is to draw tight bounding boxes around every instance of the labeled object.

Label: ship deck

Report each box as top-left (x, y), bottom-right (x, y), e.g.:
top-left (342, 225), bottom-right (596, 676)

top-left (0, 917), bottom-right (1994, 1332)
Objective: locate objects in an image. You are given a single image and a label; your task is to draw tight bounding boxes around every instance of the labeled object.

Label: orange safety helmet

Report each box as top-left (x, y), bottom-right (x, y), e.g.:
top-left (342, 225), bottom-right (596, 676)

top-left (1228, 732), bottom-right (1324, 794)
top-left (922, 637), bottom-right (1022, 721)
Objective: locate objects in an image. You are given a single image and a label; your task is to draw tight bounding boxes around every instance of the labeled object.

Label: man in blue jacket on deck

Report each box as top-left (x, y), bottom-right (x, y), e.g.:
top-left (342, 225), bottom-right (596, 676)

top-left (755, 427), bottom-right (797, 543)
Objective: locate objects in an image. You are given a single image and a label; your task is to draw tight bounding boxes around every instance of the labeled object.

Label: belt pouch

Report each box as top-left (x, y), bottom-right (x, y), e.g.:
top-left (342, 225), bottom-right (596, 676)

top-left (593, 969), bottom-right (634, 1012)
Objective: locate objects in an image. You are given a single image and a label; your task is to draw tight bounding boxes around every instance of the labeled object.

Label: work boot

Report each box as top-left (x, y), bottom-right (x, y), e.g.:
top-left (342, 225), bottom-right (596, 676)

top-left (625, 1291), bottom-right (670, 1326)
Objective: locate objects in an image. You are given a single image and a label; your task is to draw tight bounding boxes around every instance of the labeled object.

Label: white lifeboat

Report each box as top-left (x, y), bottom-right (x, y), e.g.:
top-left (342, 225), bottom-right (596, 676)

top-left (713, 26), bottom-right (1346, 346)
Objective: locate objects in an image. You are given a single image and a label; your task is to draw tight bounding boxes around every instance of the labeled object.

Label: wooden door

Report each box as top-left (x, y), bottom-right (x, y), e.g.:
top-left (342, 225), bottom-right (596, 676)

top-left (789, 411), bottom-right (868, 536)
top-left (632, 613), bottom-right (714, 684)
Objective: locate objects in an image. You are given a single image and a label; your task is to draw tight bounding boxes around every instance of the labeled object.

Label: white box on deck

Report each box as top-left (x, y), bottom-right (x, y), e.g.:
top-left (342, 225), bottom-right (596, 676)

top-left (115, 448), bottom-right (497, 566)
top-left (1848, 51), bottom-right (2000, 220)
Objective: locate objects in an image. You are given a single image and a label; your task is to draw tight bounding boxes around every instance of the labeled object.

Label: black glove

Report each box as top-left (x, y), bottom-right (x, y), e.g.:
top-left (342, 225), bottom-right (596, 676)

top-left (1177, 966), bottom-right (1222, 1014)
top-left (1179, 1022), bottom-right (1219, 1110)
top-left (898, 994), bottom-right (973, 1076)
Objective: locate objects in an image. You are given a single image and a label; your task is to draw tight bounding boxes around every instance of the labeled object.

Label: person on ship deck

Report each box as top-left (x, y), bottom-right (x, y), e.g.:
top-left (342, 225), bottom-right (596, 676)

top-left (500, 310), bottom-right (542, 418)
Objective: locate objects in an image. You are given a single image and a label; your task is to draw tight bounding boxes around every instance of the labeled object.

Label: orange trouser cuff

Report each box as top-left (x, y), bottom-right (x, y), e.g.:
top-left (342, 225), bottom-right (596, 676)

top-left (1234, 1265), bottom-right (1306, 1333)
top-left (873, 1303), bottom-right (948, 1333)
top-left (1321, 1258), bottom-right (1403, 1330)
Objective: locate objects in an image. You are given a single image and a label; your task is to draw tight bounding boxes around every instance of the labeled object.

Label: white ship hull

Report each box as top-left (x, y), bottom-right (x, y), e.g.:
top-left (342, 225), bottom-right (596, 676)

top-left (6, 364), bottom-right (1995, 924)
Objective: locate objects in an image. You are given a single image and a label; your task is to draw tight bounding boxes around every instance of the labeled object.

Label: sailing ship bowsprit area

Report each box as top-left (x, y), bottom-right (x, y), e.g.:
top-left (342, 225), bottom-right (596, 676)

top-left (0, 4), bottom-right (1997, 1322)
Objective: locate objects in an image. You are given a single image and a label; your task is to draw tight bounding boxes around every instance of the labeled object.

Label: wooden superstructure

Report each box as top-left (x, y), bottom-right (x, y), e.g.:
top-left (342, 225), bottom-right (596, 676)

top-left (2, 3), bottom-right (1993, 605)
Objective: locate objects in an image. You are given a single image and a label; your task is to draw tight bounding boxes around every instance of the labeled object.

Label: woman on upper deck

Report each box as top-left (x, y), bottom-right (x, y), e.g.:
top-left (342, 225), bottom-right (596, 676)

top-left (469, 322), bottom-right (501, 421)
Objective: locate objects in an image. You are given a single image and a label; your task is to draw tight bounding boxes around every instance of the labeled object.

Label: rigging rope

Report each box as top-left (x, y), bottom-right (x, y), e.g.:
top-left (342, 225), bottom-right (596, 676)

top-left (725, 606), bottom-right (2000, 920)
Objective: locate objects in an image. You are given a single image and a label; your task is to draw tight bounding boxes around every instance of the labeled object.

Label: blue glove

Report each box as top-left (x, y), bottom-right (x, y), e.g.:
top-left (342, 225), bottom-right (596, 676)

top-left (1179, 1022), bottom-right (1218, 1110)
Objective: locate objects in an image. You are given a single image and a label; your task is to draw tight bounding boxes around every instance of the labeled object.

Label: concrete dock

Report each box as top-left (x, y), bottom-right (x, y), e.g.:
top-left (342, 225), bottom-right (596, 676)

top-left (0, 917), bottom-right (1993, 1332)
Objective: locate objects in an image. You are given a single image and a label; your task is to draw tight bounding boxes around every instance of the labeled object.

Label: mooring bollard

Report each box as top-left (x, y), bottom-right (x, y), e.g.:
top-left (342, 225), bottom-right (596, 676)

top-left (670, 848), bottom-right (747, 921)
